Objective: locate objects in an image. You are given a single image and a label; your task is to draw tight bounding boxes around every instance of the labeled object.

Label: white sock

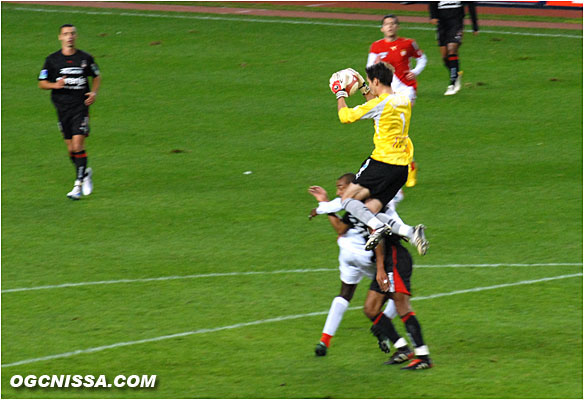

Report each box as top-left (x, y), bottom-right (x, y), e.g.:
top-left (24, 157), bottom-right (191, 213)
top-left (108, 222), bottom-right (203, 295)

top-left (322, 296), bottom-right (350, 336)
top-left (414, 345), bottom-right (430, 356)
top-left (377, 209), bottom-right (414, 240)
top-left (342, 198), bottom-right (383, 229)
top-left (366, 216), bottom-right (385, 230)
top-left (394, 337), bottom-right (408, 349)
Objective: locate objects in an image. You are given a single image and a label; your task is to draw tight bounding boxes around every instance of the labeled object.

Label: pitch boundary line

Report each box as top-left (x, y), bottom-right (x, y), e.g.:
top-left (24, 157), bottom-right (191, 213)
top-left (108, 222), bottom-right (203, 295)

top-left (4, 6), bottom-right (582, 39)
top-left (2, 272), bottom-right (581, 368)
top-left (2, 263), bottom-right (581, 294)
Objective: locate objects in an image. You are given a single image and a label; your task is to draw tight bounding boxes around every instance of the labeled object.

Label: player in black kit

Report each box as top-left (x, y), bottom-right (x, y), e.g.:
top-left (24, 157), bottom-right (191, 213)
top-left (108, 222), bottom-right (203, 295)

top-left (429, 2), bottom-right (479, 96)
top-left (38, 24), bottom-right (101, 200)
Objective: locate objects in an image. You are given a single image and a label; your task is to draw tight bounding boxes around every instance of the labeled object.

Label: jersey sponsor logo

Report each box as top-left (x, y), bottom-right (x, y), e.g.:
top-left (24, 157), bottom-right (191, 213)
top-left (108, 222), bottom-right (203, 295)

top-left (59, 67), bottom-right (84, 75)
top-left (39, 69), bottom-right (48, 80)
top-left (63, 76), bottom-right (88, 89)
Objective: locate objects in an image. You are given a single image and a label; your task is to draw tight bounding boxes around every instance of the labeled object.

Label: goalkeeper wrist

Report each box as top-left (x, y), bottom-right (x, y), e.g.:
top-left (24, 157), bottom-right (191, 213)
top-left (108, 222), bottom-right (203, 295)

top-left (335, 90), bottom-right (348, 99)
top-left (359, 83), bottom-right (370, 95)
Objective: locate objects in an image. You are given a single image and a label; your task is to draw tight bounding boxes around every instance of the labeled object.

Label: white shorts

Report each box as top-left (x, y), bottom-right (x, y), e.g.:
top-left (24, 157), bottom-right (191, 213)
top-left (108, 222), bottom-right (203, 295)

top-left (391, 78), bottom-right (417, 102)
top-left (338, 247), bottom-right (376, 285)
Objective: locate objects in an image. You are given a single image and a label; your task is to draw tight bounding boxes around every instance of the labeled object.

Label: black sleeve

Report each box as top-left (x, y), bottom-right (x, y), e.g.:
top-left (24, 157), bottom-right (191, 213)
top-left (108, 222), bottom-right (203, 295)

top-left (86, 54), bottom-right (100, 78)
top-left (466, 2), bottom-right (479, 31)
top-left (429, 3), bottom-right (438, 19)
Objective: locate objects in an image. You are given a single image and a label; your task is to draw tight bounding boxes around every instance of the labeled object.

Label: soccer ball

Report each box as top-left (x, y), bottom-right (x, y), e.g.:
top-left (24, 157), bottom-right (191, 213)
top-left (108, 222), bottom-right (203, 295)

top-left (345, 73), bottom-right (360, 96)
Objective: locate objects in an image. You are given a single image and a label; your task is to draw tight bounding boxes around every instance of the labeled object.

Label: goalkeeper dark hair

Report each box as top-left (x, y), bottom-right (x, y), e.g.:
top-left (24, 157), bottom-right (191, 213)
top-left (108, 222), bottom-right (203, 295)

top-left (366, 62), bottom-right (394, 87)
top-left (381, 14), bottom-right (399, 25)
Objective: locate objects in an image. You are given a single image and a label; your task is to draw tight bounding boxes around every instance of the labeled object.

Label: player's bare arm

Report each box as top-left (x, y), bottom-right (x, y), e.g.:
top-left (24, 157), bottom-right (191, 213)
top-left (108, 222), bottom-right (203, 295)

top-left (374, 241), bottom-right (390, 292)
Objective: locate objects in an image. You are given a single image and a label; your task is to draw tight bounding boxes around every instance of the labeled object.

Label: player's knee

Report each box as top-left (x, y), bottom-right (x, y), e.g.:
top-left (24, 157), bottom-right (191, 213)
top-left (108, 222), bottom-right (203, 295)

top-left (363, 303), bottom-right (378, 320)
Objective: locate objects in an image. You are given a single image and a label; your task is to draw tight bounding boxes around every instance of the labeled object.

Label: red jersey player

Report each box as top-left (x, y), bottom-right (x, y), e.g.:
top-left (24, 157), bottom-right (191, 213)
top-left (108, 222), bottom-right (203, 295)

top-left (367, 14), bottom-right (427, 105)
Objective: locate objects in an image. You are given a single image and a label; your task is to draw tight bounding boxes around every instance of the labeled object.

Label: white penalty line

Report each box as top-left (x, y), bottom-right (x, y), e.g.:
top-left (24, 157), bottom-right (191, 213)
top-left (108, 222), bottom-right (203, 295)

top-left (2, 272), bottom-right (581, 368)
top-left (2, 263), bottom-right (582, 294)
top-left (4, 6), bottom-right (582, 39)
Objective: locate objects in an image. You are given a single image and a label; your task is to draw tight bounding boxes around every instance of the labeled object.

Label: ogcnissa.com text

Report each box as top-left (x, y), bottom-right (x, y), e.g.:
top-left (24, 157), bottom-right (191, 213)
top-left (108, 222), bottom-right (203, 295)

top-left (10, 374), bottom-right (157, 389)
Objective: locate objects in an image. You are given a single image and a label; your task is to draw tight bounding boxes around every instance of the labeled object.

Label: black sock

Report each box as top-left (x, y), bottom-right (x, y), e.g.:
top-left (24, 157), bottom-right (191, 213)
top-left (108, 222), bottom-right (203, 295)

top-left (371, 313), bottom-right (401, 344)
top-left (447, 54), bottom-right (459, 84)
top-left (72, 150), bottom-right (87, 182)
top-left (401, 312), bottom-right (425, 348)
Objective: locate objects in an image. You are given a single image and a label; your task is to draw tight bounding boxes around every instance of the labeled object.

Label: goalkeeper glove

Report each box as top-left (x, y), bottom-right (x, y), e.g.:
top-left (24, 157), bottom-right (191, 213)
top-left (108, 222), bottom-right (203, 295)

top-left (329, 72), bottom-right (348, 99)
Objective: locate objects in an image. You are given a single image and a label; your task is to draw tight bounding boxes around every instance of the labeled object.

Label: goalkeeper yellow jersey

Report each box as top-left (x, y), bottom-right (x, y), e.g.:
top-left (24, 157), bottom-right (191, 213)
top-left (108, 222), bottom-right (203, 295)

top-left (338, 93), bottom-right (413, 166)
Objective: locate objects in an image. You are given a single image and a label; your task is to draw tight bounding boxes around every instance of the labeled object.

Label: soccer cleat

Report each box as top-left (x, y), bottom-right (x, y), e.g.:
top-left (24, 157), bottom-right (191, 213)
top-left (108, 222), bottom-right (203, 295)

top-left (67, 181), bottom-right (82, 200)
top-left (454, 71), bottom-right (463, 92)
top-left (384, 347), bottom-right (414, 365)
top-left (82, 167), bottom-right (93, 196)
top-left (377, 338), bottom-right (391, 353)
top-left (365, 224), bottom-right (391, 250)
top-left (405, 161), bottom-right (417, 188)
top-left (315, 342), bottom-right (327, 356)
top-left (444, 84), bottom-right (458, 96)
top-left (401, 357), bottom-right (433, 370)
top-left (412, 224), bottom-right (429, 255)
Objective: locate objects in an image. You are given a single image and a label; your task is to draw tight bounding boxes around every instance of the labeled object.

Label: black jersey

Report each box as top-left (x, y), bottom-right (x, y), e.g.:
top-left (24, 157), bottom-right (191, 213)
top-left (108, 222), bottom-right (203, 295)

top-left (429, 1), bottom-right (479, 32)
top-left (39, 49), bottom-right (100, 107)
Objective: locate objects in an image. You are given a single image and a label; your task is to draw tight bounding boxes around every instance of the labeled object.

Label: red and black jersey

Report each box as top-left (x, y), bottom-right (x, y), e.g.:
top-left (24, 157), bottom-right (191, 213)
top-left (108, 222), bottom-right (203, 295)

top-left (39, 49), bottom-right (100, 106)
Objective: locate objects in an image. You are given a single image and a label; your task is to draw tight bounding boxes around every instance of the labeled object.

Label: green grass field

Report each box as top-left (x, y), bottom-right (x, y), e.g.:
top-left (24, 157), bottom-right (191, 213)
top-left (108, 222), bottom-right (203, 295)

top-left (1, 3), bottom-right (582, 399)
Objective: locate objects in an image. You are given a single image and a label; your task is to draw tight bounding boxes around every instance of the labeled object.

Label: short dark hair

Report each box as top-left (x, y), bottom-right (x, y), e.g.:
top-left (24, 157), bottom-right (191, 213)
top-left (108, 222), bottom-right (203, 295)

top-left (59, 24), bottom-right (75, 33)
top-left (365, 62), bottom-right (394, 87)
top-left (337, 173), bottom-right (356, 184)
top-left (381, 14), bottom-right (399, 25)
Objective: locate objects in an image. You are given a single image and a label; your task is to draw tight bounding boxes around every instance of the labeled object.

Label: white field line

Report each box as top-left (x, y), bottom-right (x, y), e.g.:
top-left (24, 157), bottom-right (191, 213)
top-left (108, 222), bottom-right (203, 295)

top-left (2, 263), bottom-right (582, 294)
top-left (4, 6), bottom-right (583, 39)
top-left (1, 272), bottom-right (581, 368)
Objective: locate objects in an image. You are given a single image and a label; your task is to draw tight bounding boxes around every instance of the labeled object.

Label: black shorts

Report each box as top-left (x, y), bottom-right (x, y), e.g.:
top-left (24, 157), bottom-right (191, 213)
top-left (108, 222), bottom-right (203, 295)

top-left (353, 158), bottom-right (408, 206)
top-left (369, 240), bottom-right (413, 296)
top-left (437, 19), bottom-right (464, 46)
top-left (55, 103), bottom-right (90, 140)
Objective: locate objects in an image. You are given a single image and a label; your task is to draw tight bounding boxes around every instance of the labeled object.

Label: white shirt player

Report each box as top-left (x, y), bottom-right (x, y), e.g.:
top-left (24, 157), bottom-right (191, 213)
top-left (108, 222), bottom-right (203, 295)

top-left (314, 190), bottom-right (406, 285)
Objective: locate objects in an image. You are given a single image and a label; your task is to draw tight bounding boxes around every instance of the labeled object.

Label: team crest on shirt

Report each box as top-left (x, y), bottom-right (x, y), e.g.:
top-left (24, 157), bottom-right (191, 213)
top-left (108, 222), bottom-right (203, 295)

top-left (401, 50), bottom-right (407, 56)
top-left (81, 60), bottom-right (87, 68)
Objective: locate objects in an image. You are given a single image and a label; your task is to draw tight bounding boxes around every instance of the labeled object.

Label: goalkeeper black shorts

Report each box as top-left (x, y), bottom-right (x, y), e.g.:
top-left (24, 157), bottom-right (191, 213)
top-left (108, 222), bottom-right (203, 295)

top-left (353, 157), bottom-right (408, 206)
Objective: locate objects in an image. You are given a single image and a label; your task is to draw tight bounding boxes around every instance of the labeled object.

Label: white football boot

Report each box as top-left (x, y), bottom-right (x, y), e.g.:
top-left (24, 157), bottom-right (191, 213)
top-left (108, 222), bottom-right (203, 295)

top-left (412, 225), bottom-right (429, 255)
top-left (454, 71), bottom-right (463, 92)
top-left (67, 180), bottom-right (83, 200)
top-left (82, 167), bottom-right (93, 196)
top-left (444, 85), bottom-right (457, 96)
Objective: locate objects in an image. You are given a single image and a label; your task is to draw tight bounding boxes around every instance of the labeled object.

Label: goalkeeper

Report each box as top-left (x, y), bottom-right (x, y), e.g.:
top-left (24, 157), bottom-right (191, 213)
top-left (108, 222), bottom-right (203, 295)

top-left (329, 62), bottom-right (428, 254)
